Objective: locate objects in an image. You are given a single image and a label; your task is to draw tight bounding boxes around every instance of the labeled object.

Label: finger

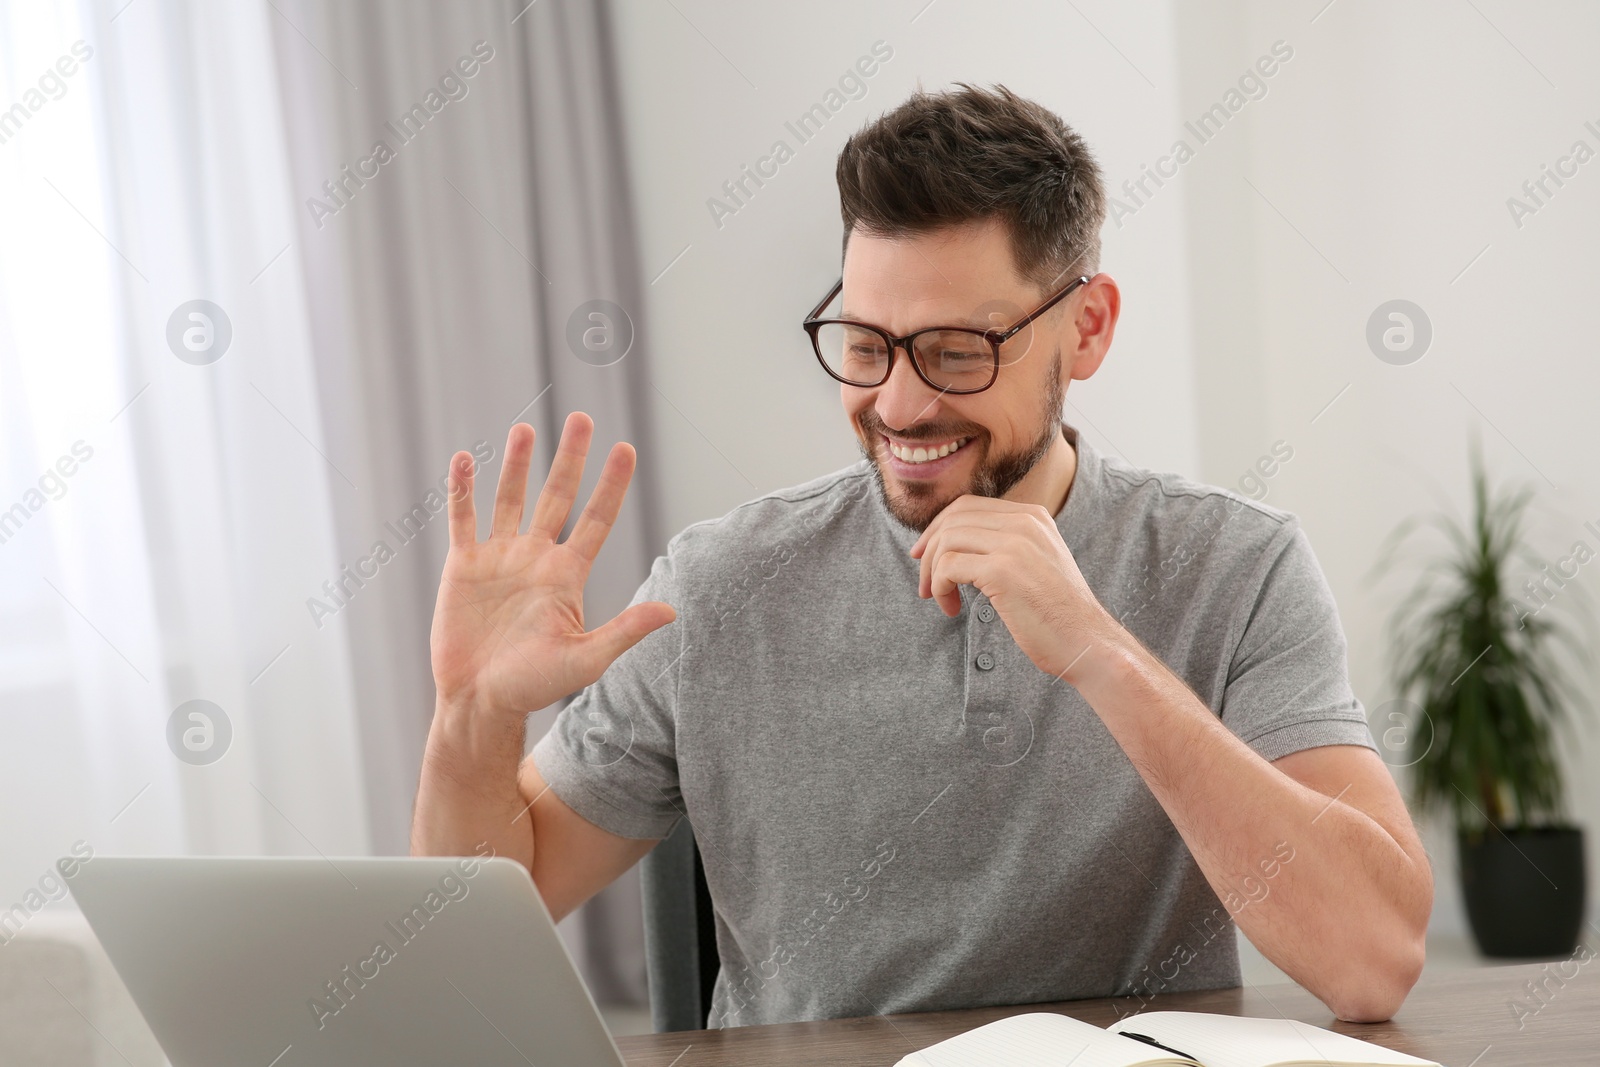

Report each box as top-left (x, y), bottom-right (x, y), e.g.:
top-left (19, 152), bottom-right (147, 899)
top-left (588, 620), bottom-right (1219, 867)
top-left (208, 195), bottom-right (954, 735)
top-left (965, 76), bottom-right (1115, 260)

top-left (928, 537), bottom-right (998, 604)
top-left (918, 525), bottom-right (952, 597)
top-left (930, 550), bottom-right (984, 618)
top-left (909, 504), bottom-right (953, 559)
top-left (583, 600), bottom-right (677, 671)
top-left (446, 451), bottom-right (479, 547)
top-left (918, 526), bottom-right (1011, 599)
top-left (491, 423), bottom-right (535, 539)
top-left (912, 500), bottom-right (1035, 557)
top-left (565, 441), bottom-right (637, 561)
top-left (529, 412), bottom-right (594, 540)
top-left (917, 526), bottom-right (939, 598)
top-left (908, 495), bottom-right (987, 558)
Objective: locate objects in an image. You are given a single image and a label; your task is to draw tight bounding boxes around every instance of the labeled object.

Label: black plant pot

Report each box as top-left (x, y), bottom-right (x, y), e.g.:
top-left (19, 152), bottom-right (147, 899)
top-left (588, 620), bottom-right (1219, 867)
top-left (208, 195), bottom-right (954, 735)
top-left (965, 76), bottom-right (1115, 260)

top-left (1458, 826), bottom-right (1587, 958)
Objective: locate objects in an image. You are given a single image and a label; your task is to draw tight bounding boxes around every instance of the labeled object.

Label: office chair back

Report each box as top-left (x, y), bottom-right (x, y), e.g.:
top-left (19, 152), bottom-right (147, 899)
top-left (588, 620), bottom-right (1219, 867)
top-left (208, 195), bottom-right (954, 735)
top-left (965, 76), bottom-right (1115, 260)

top-left (638, 818), bottom-right (720, 1031)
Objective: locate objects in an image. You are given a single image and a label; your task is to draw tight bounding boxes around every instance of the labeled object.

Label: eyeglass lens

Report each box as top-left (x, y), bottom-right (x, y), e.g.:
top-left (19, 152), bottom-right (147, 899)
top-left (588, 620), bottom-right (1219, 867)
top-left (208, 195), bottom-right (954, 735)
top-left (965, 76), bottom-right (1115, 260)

top-left (813, 323), bottom-right (994, 391)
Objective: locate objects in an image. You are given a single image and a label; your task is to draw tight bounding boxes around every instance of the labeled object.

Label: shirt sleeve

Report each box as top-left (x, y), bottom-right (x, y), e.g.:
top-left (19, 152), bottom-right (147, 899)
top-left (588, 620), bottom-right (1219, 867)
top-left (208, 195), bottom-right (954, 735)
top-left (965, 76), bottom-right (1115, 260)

top-left (1219, 520), bottom-right (1378, 762)
top-left (529, 546), bottom-right (686, 840)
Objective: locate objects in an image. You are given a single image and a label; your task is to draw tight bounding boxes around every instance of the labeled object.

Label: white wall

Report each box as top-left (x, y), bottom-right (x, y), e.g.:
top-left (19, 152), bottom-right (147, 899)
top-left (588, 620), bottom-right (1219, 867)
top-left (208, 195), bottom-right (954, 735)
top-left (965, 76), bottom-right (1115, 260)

top-left (1206, 0), bottom-right (1600, 943)
top-left (611, 0), bottom-right (1600, 949)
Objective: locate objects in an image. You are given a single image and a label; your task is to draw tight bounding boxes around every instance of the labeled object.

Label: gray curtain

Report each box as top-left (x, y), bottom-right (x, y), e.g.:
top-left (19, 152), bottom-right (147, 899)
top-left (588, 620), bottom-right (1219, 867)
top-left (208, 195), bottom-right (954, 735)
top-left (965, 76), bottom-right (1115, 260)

top-left (271, 0), bottom-right (659, 1004)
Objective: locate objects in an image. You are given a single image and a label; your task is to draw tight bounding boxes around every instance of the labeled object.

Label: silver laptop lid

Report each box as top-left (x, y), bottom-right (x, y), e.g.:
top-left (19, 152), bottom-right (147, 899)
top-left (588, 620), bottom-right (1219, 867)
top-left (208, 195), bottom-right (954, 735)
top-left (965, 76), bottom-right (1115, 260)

top-left (67, 855), bottom-right (628, 1067)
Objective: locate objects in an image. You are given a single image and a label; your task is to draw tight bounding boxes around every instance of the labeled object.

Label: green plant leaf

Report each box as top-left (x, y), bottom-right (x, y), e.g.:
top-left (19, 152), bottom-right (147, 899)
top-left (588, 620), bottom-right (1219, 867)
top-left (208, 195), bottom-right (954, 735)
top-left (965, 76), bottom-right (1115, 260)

top-left (1373, 440), bottom-right (1594, 832)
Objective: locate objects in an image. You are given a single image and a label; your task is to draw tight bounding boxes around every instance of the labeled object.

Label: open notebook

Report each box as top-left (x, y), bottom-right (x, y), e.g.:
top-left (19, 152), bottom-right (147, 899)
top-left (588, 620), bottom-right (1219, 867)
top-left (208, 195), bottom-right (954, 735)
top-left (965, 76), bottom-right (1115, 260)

top-left (895, 1011), bottom-right (1439, 1067)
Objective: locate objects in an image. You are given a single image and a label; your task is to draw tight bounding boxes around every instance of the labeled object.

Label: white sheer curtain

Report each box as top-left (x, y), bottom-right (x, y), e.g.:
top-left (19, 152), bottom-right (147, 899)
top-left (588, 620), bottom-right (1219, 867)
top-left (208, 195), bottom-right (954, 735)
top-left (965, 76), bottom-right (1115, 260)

top-left (268, 0), bottom-right (660, 1005)
top-left (3, 0), bottom-right (656, 1010)
top-left (0, 0), bottom-right (370, 910)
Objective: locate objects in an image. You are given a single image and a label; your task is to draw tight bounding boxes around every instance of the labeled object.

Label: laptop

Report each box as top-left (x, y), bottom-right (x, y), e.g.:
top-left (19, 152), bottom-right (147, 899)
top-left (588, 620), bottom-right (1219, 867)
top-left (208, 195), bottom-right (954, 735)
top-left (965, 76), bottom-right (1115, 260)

top-left (67, 854), bottom-right (629, 1067)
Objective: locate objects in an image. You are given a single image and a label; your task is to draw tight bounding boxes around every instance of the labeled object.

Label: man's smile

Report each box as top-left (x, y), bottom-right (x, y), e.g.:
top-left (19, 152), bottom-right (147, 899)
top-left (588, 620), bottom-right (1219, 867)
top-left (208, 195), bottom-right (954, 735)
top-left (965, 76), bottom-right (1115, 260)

top-left (881, 433), bottom-right (974, 478)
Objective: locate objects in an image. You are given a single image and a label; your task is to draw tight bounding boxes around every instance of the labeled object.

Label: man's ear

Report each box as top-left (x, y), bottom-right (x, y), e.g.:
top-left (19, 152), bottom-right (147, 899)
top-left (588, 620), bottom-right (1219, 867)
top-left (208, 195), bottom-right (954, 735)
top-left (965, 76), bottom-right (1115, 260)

top-left (1068, 273), bottom-right (1119, 381)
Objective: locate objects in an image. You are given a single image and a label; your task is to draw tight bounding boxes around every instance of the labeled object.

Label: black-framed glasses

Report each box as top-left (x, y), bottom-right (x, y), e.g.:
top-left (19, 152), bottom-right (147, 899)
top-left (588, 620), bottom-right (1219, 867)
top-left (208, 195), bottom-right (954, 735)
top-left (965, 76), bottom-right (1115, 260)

top-left (801, 273), bottom-right (1090, 394)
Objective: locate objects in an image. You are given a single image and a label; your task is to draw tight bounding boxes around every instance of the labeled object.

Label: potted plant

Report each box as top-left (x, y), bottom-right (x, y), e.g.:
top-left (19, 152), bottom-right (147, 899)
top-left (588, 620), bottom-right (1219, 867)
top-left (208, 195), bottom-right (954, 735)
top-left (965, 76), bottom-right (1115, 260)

top-left (1374, 437), bottom-right (1593, 957)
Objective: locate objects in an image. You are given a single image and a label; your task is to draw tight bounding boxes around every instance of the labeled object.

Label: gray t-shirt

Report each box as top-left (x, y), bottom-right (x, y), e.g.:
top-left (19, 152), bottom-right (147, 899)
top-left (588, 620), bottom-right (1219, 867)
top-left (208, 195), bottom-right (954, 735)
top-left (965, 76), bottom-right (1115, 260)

top-left (532, 422), bottom-right (1375, 1027)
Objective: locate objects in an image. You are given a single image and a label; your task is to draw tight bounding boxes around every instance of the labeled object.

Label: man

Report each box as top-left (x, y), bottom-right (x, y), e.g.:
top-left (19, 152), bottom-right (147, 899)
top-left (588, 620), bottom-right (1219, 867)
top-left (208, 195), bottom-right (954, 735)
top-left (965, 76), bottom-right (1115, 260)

top-left (412, 84), bottom-right (1431, 1028)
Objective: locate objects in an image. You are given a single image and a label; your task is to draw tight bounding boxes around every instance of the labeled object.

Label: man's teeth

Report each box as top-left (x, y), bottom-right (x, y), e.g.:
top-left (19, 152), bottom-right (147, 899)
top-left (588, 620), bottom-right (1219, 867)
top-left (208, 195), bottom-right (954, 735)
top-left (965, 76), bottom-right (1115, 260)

top-left (889, 437), bottom-right (970, 465)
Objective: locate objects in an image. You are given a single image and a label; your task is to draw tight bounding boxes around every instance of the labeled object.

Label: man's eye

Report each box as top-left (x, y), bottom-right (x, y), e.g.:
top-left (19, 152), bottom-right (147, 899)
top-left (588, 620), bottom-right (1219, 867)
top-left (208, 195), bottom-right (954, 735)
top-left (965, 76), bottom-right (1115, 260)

top-left (917, 332), bottom-right (989, 366)
top-left (928, 349), bottom-right (987, 371)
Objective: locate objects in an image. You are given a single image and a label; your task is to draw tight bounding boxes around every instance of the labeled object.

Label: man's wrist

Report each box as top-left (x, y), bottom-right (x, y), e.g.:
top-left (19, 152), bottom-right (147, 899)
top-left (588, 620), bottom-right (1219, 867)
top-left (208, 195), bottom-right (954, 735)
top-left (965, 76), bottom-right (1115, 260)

top-left (429, 690), bottom-right (527, 762)
top-left (1049, 610), bottom-right (1139, 695)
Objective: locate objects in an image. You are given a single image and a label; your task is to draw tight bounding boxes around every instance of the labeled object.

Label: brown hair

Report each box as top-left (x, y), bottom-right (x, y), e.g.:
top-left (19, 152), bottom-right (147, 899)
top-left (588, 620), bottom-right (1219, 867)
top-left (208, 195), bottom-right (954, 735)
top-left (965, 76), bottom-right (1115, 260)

top-left (836, 83), bottom-right (1106, 292)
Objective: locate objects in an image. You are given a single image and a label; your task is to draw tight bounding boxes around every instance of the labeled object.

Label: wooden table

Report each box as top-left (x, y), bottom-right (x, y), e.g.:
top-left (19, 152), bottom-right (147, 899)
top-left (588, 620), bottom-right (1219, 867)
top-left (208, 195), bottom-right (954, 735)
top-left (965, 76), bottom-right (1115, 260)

top-left (616, 961), bottom-right (1599, 1065)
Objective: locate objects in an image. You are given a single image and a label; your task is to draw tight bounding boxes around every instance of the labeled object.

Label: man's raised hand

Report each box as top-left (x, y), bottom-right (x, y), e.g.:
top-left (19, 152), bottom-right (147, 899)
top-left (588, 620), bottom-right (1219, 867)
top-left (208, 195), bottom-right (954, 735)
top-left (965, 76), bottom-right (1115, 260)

top-left (429, 412), bottom-right (676, 720)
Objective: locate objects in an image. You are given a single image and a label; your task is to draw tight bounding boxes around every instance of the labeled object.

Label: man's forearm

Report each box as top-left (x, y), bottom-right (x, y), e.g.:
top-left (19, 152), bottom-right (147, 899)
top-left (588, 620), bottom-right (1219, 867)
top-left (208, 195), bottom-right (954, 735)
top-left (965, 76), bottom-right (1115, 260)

top-left (410, 696), bottom-right (537, 873)
top-left (1069, 629), bottom-right (1430, 1021)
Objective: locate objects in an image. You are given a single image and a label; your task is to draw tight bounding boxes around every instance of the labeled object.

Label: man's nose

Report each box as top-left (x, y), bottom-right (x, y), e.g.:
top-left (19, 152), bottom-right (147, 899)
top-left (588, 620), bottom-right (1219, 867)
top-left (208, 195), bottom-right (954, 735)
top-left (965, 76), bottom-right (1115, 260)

top-left (872, 344), bottom-right (943, 430)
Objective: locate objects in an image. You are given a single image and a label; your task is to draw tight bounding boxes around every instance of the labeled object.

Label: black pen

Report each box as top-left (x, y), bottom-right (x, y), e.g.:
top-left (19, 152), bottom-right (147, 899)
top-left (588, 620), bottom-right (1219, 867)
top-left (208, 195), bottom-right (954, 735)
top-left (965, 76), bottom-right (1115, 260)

top-left (1120, 1030), bottom-right (1200, 1062)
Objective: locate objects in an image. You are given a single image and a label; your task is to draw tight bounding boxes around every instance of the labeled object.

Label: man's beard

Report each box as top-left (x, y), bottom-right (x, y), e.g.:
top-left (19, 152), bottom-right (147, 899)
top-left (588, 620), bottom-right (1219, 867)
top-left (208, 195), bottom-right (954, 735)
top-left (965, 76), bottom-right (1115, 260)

top-left (858, 357), bottom-right (1066, 533)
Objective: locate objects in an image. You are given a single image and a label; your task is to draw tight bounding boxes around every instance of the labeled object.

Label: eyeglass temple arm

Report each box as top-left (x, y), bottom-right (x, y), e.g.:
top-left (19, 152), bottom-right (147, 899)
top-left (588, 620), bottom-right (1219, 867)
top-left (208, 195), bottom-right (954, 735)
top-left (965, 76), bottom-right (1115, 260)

top-left (804, 278), bottom-right (844, 324)
top-left (996, 276), bottom-right (1089, 341)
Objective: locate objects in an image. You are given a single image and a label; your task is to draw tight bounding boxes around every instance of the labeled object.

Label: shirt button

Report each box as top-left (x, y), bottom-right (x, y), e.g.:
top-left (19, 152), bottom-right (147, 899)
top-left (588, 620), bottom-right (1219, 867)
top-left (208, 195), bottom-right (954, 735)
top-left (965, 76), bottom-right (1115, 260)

top-left (977, 604), bottom-right (996, 623)
top-left (975, 652), bottom-right (995, 671)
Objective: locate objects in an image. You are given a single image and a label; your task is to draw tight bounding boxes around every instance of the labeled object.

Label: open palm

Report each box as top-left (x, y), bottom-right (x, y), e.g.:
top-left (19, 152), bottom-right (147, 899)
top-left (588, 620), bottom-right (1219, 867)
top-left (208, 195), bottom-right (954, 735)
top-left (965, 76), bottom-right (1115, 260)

top-left (429, 412), bottom-right (675, 720)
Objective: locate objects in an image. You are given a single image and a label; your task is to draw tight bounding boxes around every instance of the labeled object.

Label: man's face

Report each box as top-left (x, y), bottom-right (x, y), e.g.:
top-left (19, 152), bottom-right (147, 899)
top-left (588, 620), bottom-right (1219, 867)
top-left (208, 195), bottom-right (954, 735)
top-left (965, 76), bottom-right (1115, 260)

top-left (837, 219), bottom-right (1078, 532)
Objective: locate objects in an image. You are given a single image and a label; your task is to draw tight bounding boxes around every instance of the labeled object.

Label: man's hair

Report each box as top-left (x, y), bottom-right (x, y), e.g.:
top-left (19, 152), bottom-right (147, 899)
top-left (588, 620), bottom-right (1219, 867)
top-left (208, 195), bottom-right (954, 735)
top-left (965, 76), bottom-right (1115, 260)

top-left (836, 83), bottom-right (1106, 292)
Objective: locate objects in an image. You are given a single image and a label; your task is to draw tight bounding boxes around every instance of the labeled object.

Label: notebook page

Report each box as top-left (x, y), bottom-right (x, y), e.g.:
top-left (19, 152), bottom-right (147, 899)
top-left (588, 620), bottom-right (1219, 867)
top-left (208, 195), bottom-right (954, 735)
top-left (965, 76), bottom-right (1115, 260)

top-left (897, 1012), bottom-right (1198, 1067)
top-left (1107, 1012), bottom-right (1439, 1067)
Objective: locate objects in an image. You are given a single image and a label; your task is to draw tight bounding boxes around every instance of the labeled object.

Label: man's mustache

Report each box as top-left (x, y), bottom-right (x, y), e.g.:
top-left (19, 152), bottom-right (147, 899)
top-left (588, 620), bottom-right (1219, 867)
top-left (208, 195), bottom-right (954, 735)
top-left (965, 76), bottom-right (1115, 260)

top-left (857, 414), bottom-right (984, 443)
